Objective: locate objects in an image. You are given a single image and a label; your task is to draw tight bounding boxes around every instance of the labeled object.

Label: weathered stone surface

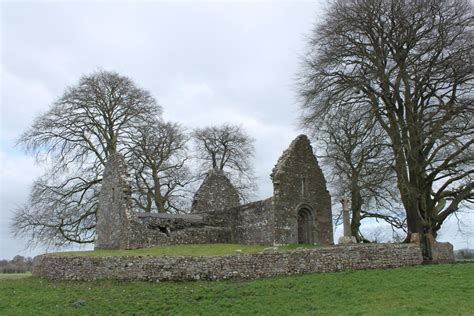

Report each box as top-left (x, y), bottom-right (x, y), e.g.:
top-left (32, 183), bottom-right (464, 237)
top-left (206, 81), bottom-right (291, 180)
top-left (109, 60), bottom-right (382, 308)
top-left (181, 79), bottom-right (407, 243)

top-left (126, 222), bottom-right (232, 248)
top-left (191, 169), bottom-right (241, 213)
top-left (232, 198), bottom-right (274, 244)
top-left (338, 236), bottom-right (357, 245)
top-left (431, 242), bottom-right (455, 263)
top-left (137, 213), bottom-right (206, 230)
top-left (95, 135), bottom-right (334, 249)
top-left (270, 135), bottom-right (333, 245)
top-left (125, 213), bottom-right (229, 248)
top-left (95, 153), bottom-right (132, 250)
top-left (33, 244), bottom-right (424, 282)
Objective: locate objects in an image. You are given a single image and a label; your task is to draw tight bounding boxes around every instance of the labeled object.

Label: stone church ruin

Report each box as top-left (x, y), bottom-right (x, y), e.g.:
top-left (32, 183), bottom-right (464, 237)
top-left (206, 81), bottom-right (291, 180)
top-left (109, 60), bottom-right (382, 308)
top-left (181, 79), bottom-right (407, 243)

top-left (95, 134), bottom-right (333, 249)
top-left (34, 136), bottom-right (455, 283)
top-left (36, 136), bottom-right (455, 282)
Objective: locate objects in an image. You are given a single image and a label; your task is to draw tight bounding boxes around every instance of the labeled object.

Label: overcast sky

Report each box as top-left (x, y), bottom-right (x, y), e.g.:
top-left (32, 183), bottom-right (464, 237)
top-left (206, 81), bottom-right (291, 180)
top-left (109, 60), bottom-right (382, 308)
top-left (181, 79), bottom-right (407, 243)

top-left (1, 1), bottom-right (472, 260)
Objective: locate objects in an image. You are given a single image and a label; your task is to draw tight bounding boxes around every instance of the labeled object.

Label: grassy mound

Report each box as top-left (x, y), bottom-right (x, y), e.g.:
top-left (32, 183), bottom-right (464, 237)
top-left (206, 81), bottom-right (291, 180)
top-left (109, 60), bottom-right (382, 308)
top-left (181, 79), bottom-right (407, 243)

top-left (1, 264), bottom-right (473, 315)
top-left (52, 243), bottom-right (320, 257)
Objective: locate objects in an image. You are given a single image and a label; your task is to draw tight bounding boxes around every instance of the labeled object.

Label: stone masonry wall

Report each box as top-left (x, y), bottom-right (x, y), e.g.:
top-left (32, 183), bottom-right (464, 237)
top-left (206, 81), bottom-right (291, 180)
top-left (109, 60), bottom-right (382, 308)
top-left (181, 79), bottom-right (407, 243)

top-left (95, 135), bottom-right (335, 250)
top-left (34, 244), bottom-right (424, 282)
top-left (431, 242), bottom-right (455, 263)
top-left (191, 169), bottom-right (240, 213)
top-left (126, 223), bottom-right (232, 248)
top-left (232, 198), bottom-right (274, 244)
top-left (126, 213), bottom-right (231, 248)
top-left (95, 154), bottom-right (132, 250)
top-left (271, 135), bottom-right (333, 245)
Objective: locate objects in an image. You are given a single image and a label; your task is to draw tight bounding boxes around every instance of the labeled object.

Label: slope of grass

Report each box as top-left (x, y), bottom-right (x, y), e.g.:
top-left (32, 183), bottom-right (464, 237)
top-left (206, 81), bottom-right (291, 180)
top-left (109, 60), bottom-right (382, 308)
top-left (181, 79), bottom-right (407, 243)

top-left (51, 243), bottom-right (320, 257)
top-left (1, 264), bottom-right (473, 315)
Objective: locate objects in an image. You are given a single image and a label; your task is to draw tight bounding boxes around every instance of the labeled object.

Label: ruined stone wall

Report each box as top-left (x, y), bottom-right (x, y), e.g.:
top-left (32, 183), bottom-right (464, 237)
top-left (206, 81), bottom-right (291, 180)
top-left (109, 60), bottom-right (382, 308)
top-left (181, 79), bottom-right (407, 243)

top-left (193, 199), bottom-right (274, 245)
top-left (127, 224), bottom-right (232, 248)
top-left (33, 244), bottom-right (425, 282)
top-left (94, 135), bottom-right (335, 250)
top-left (232, 198), bottom-right (274, 244)
top-left (95, 154), bottom-right (132, 250)
top-left (271, 135), bottom-right (333, 245)
top-left (125, 213), bottom-right (231, 248)
top-left (431, 242), bottom-right (455, 263)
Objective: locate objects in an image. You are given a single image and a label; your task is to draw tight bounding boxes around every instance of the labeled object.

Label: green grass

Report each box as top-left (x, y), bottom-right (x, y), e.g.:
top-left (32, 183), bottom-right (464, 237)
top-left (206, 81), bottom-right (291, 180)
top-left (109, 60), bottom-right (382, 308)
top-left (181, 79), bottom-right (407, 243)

top-left (1, 264), bottom-right (473, 315)
top-left (0, 272), bottom-right (31, 280)
top-left (52, 243), bottom-right (320, 257)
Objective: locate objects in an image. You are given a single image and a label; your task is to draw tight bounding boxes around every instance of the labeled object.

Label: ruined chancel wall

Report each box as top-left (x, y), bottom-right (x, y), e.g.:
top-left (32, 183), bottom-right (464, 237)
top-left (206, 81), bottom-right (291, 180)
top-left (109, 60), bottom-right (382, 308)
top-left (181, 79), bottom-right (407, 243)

top-left (270, 135), bottom-right (333, 245)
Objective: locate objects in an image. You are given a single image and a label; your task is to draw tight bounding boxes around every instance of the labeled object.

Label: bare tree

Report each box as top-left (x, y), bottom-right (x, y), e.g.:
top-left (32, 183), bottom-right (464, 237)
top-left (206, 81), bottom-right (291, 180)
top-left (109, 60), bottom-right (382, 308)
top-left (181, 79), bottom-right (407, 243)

top-left (127, 120), bottom-right (195, 213)
top-left (192, 124), bottom-right (256, 201)
top-left (299, 0), bottom-right (473, 242)
top-left (12, 70), bottom-right (162, 247)
top-left (308, 103), bottom-right (406, 242)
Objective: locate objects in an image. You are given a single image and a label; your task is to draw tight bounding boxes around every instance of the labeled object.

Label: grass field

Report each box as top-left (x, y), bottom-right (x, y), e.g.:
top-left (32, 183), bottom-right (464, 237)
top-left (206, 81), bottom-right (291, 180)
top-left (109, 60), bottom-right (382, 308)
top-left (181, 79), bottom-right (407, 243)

top-left (52, 243), bottom-right (320, 257)
top-left (0, 272), bottom-right (31, 280)
top-left (1, 263), bottom-right (473, 315)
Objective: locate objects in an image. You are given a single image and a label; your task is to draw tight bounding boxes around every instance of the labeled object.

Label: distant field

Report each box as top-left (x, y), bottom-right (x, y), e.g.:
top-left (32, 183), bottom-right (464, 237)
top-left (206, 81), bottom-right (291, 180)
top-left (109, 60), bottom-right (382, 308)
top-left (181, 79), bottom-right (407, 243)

top-left (51, 243), bottom-right (320, 257)
top-left (0, 272), bottom-right (31, 280)
top-left (1, 264), bottom-right (473, 315)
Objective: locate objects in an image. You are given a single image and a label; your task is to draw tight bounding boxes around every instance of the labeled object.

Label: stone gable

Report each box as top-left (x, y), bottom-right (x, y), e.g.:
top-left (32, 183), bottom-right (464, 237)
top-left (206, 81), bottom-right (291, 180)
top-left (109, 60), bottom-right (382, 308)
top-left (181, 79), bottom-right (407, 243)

top-left (271, 135), bottom-right (333, 245)
top-left (191, 169), bottom-right (240, 214)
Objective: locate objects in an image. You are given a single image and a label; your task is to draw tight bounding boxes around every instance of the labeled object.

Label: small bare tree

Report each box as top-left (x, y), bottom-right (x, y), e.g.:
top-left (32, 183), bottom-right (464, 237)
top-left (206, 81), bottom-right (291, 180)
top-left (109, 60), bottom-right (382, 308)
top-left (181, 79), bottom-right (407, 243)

top-left (127, 120), bottom-right (195, 213)
top-left (308, 103), bottom-right (406, 242)
top-left (12, 70), bottom-right (162, 247)
top-left (192, 124), bottom-right (256, 201)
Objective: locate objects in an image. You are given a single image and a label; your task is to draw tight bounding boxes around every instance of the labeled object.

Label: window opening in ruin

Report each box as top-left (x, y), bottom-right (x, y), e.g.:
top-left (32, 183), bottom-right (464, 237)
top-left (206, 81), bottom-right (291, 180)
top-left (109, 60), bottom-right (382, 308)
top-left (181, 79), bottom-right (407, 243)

top-left (301, 177), bottom-right (306, 196)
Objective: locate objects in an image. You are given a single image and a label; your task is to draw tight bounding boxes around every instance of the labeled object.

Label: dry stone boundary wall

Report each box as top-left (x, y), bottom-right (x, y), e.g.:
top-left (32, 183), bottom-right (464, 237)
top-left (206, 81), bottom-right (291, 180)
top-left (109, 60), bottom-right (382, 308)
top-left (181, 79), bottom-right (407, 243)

top-left (34, 244), bottom-right (425, 282)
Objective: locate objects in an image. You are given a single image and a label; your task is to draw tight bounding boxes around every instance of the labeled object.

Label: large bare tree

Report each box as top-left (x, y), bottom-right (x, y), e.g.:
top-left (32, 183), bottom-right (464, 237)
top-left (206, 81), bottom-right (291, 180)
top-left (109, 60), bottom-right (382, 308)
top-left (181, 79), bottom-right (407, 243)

top-left (299, 0), bottom-right (473, 243)
top-left (12, 70), bottom-right (162, 246)
top-left (192, 124), bottom-right (256, 201)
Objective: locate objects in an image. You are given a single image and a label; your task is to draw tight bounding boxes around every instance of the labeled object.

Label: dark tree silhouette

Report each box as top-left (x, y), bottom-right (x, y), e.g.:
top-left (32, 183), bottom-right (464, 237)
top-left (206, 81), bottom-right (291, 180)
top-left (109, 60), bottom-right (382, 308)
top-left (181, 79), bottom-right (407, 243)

top-left (299, 0), bottom-right (473, 242)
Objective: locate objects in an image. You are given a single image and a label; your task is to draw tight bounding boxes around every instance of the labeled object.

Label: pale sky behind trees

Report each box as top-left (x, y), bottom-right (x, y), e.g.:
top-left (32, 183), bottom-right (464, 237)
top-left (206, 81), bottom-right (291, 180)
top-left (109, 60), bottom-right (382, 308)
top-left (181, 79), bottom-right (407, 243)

top-left (1, 0), bottom-right (472, 259)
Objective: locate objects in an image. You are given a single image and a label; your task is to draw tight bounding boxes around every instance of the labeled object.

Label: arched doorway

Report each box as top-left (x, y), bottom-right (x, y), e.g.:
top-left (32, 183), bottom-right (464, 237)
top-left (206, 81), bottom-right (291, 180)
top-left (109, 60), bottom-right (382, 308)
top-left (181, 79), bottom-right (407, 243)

top-left (297, 208), bottom-right (314, 244)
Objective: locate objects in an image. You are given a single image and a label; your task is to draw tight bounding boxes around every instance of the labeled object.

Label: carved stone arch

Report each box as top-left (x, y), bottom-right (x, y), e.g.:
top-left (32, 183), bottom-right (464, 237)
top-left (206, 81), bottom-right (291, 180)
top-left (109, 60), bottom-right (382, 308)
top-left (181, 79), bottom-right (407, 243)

top-left (296, 204), bottom-right (316, 244)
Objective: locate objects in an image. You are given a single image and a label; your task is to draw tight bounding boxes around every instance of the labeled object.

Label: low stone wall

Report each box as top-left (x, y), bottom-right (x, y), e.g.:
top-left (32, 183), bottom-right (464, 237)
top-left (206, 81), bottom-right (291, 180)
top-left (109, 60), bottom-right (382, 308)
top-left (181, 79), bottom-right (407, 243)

top-left (431, 242), bottom-right (455, 263)
top-left (34, 244), bottom-right (424, 282)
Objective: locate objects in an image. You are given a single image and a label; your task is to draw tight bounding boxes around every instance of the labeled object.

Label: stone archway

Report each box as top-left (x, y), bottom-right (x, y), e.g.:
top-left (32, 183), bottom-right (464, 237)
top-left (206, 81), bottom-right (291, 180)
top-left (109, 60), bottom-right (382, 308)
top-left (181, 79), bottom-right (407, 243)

top-left (297, 208), bottom-right (314, 244)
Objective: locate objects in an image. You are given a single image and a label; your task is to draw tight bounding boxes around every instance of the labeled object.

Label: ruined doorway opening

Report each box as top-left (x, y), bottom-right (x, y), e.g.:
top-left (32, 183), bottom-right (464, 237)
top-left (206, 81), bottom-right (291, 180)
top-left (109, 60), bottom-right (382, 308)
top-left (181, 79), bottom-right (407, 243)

top-left (297, 208), bottom-right (314, 244)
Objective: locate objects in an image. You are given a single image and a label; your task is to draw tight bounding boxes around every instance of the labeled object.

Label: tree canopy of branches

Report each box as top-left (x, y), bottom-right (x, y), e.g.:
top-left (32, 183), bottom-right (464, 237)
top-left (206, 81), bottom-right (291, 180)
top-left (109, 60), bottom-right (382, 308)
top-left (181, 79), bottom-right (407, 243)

top-left (127, 120), bottom-right (194, 213)
top-left (192, 124), bottom-right (256, 201)
top-left (309, 104), bottom-right (406, 242)
top-left (299, 0), bottom-right (473, 240)
top-left (12, 70), bottom-right (162, 247)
